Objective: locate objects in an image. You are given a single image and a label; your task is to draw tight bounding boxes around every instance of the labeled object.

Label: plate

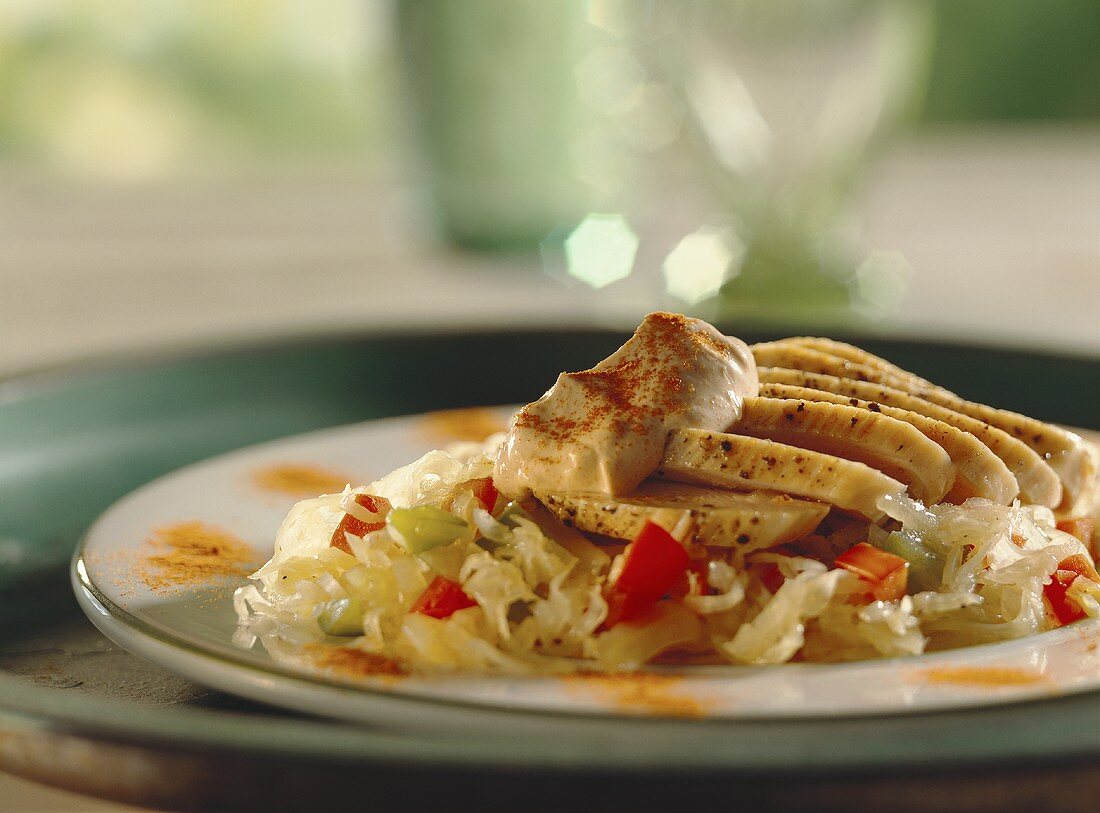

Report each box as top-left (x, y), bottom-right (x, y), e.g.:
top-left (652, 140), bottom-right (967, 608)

top-left (73, 408), bottom-right (1100, 733)
top-left (2, 330), bottom-right (1098, 808)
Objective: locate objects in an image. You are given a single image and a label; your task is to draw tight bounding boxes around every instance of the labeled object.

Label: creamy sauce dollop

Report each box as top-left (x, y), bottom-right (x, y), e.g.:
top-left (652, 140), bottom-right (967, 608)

top-left (494, 312), bottom-right (759, 498)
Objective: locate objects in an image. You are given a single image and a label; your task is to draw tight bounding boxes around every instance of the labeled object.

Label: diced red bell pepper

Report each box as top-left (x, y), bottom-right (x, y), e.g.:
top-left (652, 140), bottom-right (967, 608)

top-left (669, 560), bottom-right (711, 599)
top-left (1057, 517), bottom-right (1096, 556)
top-left (411, 576), bottom-right (477, 619)
top-left (602, 588), bottom-right (659, 628)
top-left (835, 542), bottom-right (909, 602)
top-left (615, 522), bottom-right (689, 603)
top-left (602, 522), bottom-right (690, 628)
top-left (330, 493), bottom-right (392, 553)
top-left (466, 477), bottom-right (499, 513)
top-left (1044, 553), bottom-right (1099, 626)
top-left (1058, 553), bottom-right (1100, 582)
top-left (1045, 570), bottom-right (1085, 626)
top-left (756, 562), bottom-right (786, 594)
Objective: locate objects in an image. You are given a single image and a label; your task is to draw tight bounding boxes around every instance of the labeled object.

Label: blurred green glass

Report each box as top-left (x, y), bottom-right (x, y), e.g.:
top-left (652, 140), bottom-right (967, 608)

top-left (394, 0), bottom-right (606, 250)
top-left (639, 0), bottom-right (935, 327)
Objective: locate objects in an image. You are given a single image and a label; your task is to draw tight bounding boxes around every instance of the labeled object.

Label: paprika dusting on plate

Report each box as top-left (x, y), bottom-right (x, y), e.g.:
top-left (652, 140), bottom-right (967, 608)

top-left (563, 672), bottom-right (709, 718)
top-left (304, 643), bottom-right (407, 681)
top-left (421, 407), bottom-right (508, 443)
top-left (252, 464), bottom-right (352, 497)
top-left (918, 666), bottom-right (1050, 688)
top-left (137, 522), bottom-right (257, 592)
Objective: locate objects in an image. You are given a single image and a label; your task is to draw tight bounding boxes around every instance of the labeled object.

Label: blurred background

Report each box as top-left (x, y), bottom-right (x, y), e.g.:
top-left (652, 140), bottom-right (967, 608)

top-left (1, 0), bottom-right (1097, 376)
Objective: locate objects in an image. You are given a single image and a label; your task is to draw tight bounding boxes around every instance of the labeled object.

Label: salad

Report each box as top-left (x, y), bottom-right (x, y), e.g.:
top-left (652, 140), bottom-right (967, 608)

top-left (235, 313), bottom-right (1100, 672)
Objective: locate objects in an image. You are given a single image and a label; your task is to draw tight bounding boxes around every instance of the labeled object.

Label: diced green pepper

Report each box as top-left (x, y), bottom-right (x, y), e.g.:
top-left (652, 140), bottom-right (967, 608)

top-left (474, 536), bottom-right (504, 553)
top-left (388, 506), bottom-right (469, 554)
top-left (474, 500), bottom-right (529, 550)
top-left (879, 531), bottom-right (943, 593)
top-left (474, 501), bottom-right (534, 552)
top-left (317, 597), bottom-right (364, 636)
top-left (497, 501), bottom-right (533, 528)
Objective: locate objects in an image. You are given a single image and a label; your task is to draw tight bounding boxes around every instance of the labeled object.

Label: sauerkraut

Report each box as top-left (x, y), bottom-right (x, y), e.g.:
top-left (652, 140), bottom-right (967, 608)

top-left (234, 436), bottom-right (1099, 673)
top-left (234, 316), bottom-right (1099, 673)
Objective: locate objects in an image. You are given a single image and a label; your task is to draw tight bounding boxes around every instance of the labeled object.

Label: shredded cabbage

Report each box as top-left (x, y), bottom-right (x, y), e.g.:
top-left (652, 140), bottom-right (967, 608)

top-left (233, 440), bottom-right (1099, 673)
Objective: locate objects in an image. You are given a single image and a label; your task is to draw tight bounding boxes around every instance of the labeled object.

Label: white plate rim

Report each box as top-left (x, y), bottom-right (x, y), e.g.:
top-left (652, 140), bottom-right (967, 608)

top-left (71, 412), bottom-right (1100, 732)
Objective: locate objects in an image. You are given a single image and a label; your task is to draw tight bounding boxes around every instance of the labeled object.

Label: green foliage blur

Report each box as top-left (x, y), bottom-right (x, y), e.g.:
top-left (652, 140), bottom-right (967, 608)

top-left (923, 0), bottom-right (1100, 122)
top-left (0, 1), bottom-right (1093, 181)
top-left (0, 1), bottom-right (393, 180)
